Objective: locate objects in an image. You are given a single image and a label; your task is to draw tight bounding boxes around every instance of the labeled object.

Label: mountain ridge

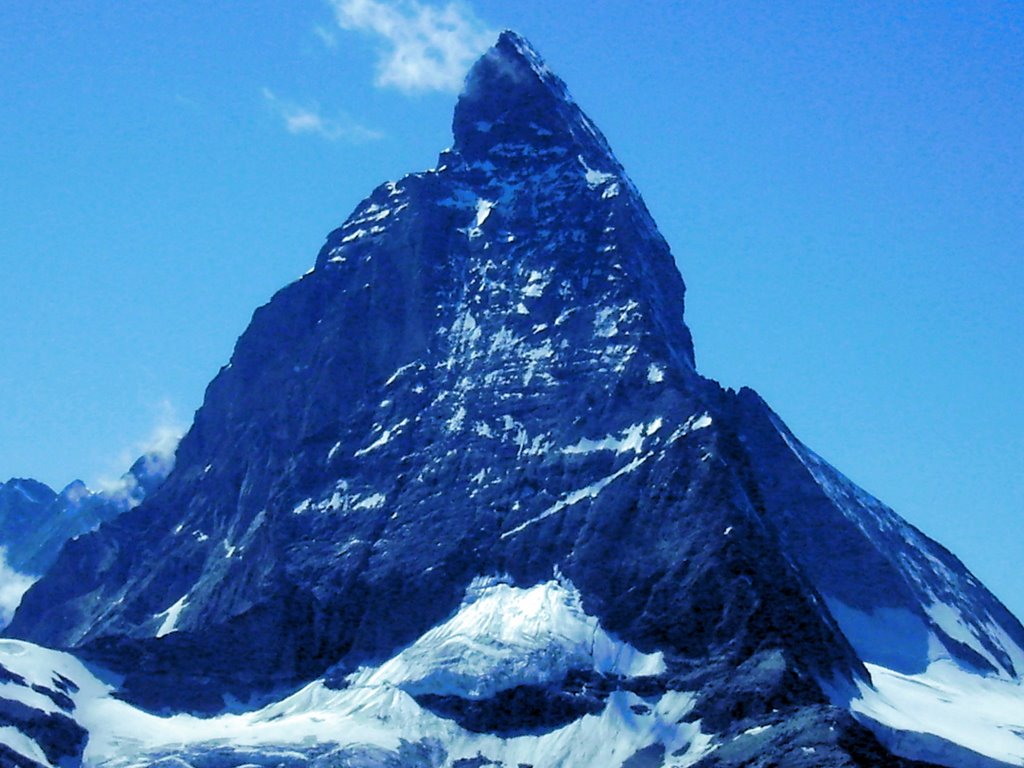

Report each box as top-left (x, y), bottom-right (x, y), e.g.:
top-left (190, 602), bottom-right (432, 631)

top-left (0, 450), bottom-right (173, 581)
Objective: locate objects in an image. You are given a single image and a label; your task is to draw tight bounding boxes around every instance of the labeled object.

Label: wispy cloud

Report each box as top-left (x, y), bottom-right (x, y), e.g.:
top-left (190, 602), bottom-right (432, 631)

top-left (263, 88), bottom-right (382, 142)
top-left (328, 0), bottom-right (495, 93)
top-left (0, 547), bottom-right (36, 628)
top-left (95, 399), bottom-right (185, 501)
top-left (313, 24), bottom-right (338, 48)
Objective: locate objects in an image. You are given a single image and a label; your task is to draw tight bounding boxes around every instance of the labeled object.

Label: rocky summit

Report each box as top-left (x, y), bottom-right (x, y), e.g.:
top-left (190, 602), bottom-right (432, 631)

top-left (3, 32), bottom-right (1023, 768)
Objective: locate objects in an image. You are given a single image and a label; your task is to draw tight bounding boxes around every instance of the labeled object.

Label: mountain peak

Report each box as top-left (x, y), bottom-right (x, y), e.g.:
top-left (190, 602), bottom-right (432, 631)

top-left (493, 30), bottom-right (548, 76)
top-left (58, 479), bottom-right (90, 503)
top-left (452, 31), bottom-right (615, 165)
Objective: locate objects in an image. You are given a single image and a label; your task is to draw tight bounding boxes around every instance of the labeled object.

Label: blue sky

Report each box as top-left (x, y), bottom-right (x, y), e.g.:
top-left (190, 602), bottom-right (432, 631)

top-left (1, 2), bottom-right (1021, 617)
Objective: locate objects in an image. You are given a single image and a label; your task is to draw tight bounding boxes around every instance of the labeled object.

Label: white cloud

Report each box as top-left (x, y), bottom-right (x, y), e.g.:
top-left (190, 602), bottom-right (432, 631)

top-left (329, 0), bottom-right (495, 92)
top-left (0, 547), bottom-right (36, 628)
top-left (95, 400), bottom-right (185, 502)
top-left (263, 88), bottom-right (382, 142)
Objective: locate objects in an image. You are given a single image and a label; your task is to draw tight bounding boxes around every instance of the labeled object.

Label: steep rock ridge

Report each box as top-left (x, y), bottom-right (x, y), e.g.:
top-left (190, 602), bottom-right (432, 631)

top-left (4, 30), bottom-right (1023, 768)
top-left (731, 388), bottom-right (1024, 680)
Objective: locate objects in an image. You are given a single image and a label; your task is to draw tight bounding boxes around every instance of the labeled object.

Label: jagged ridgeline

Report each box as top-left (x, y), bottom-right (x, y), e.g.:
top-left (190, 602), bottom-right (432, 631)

top-left (5, 31), bottom-right (1023, 768)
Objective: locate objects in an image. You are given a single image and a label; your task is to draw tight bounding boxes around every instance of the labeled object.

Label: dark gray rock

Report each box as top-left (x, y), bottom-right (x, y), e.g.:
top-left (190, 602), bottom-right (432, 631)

top-left (0, 697), bottom-right (87, 767)
top-left (0, 742), bottom-right (47, 768)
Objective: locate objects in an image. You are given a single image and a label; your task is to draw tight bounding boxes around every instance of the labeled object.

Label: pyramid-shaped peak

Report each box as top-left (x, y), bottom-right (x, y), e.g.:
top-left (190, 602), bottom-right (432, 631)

top-left (453, 31), bottom-right (616, 165)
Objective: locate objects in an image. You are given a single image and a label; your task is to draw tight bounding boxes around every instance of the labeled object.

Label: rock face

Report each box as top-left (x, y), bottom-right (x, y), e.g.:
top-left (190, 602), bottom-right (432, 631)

top-left (5, 31), bottom-right (1024, 767)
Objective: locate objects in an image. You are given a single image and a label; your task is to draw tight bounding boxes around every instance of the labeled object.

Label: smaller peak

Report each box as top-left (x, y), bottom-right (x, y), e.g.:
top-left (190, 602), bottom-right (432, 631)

top-left (0, 477), bottom-right (56, 504)
top-left (58, 479), bottom-right (91, 503)
top-left (3, 477), bottom-right (49, 490)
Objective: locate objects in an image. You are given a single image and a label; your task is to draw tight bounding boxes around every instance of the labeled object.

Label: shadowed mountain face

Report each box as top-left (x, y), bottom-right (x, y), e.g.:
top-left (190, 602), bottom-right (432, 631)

top-left (5, 32), bottom-right (1022, 767)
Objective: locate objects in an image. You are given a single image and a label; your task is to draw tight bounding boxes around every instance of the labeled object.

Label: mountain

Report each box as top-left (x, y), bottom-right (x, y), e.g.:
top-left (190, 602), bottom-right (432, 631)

top-left (0, 452), bottom-right (175, 633)
top-left (4, 31), bottom-right (1023, 768)
top-left (0, 479), bottom-right (57, 571)
top-left (0, 452), bottom-right (172, 581)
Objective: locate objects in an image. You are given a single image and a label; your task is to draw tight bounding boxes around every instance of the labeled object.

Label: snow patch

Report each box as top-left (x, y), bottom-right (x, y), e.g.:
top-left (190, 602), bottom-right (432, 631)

top-left (925, 601), bottom-right (1004, 673)
top-left (691, 414), bottom-right (712, 431)
top-left (354, 418), bottom-right (409, 457)
top-left (579, 155), bottom-right (616, 189)
top-left (353, 493), bottom-right (386, 511)
top-left (502, 453), bottom-right (649, 539)
top-left (349, 577), bottom-right (666, 698)
top-left (384, 362), bottom-right (418, 387)
top-left (466, 199), bottom-right (495, 238)
top-left (0, 725), bottom-right (51, 767)
top-left (445, 405), bottom-right (467, 433)
top-left (474, 199), bottom-right (494, 227)
top-left (155, 595), bottom-right (189, 638)
top-left (602, 182), bottom-right (620, 199)
top-left (594, 306), bottom-right (619, 338)
top-left (340, 228), bottom-right (367, 243)
top-left (668, 412), bottom-right (713, 443)
top-left (522, 269), bottom-right (549, 298)
top-left (562, 420), bottom-right (660, 456)
top-left (853, 659), bottom-right (1024, 766)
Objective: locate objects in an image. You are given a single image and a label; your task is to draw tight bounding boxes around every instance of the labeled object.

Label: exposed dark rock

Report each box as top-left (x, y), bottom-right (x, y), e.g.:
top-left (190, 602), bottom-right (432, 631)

top-left (0, 697), bottom-right (87, 767)
top-left (0, 742), bottom-right (47, 768)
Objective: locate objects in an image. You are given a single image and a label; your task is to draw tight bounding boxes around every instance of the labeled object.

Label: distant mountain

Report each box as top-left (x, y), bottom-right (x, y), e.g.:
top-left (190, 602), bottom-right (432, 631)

top-left (3, 31), bottom-right (1022, 768)
top-left (0, 479), bottom-right (58, 571)
top-left (0, 451), bottom-right (172, 580)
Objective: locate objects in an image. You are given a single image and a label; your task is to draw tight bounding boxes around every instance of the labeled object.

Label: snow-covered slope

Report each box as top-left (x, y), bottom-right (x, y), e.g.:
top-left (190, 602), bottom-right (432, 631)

top-left (13, 577), bottom-right (1018, 768)
top-left (853, 661), bottom-right (1024, 768)
top-left (348, 575), bottom-right (667, 698)
top-left (6, 580), bottom-right (1021, 767)
top-left (0, 579), bottom-right (714, 768)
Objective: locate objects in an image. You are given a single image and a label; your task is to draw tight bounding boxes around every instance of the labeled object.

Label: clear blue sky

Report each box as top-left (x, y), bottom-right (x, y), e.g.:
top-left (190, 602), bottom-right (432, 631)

top-left (1, 2), bottom-right (1021, 618)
